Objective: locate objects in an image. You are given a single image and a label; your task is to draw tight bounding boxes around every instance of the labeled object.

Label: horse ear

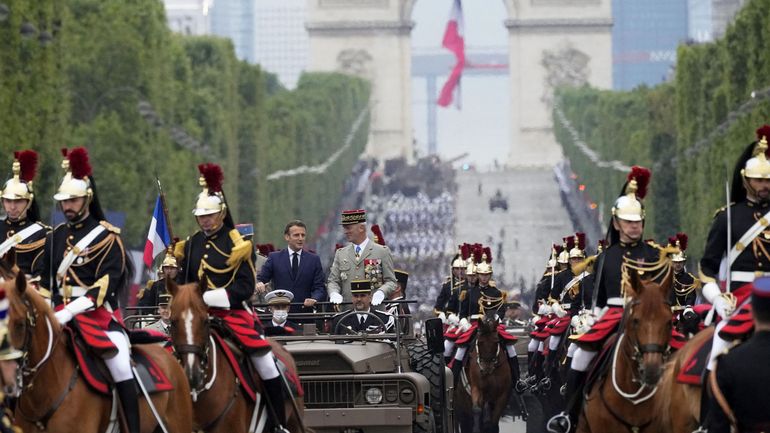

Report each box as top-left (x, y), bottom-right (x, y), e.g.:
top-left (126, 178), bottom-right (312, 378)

top-left (2, 249), bottom-right (16, 269)
top-left (198, 275), bottom-right (208, 298)
top-left (625, 268), bottom-right (644, 298)
top-left (15, 271), bottom-right (26, 295)
top-left (166, 276), bottom-right (178, 298)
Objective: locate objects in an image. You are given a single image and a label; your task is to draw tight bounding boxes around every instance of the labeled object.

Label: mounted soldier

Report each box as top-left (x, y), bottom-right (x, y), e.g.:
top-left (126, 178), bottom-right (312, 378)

top-left (449, 249), bottom-right (523, 393)
top-left (175, 163), bottom-right (289, 432)
top-left (696, 125), bottom-right (770, 430)
top-left (1, 150), bottom-right (49, 279)
top-left (37, 148), bottom-right (138, 432)
top-left (137, 246), bottom-right (178, 311)
top-left (434, 245), bottom-right (467, 319)
top-left (547, 166), bottom-right (665, 433)
top-left (442, 244), bottom-right (479, 364)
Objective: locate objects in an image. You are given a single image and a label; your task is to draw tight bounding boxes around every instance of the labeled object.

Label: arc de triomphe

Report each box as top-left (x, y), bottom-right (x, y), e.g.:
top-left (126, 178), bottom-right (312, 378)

top-left (305, 0), bottom-right (612, 167)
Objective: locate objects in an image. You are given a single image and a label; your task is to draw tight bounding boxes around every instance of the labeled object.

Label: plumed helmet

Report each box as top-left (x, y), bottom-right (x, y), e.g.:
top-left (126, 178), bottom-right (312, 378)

top-left (557, 237), bottom-right (573, 264)
top-left (193, 163), bottom-right (226, 216)
top-left (569, 232), bottom-right (586, 259)
top-left (2, 150), bottom-right (37, 201)
top-left (476, 248), bottom-right (493, 275)
top-left (612, 166), bottom-right (651, 222)
top-left (742, 125), bottom-right (770, 180)
top-left (54, 148), bottom-right (93, 201)
top-left (669, 232), bottom-right (688, 262)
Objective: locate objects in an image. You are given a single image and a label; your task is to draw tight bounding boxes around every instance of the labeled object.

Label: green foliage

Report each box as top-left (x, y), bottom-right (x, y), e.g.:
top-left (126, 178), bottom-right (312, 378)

top-left (0, 0), bottom-right (370, 249)
top-left (554, 0), bottom-right (770, 259)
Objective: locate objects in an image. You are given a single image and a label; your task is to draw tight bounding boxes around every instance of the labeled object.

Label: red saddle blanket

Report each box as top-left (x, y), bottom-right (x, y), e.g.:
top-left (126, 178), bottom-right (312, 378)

top-left (455, 322), bottom-right (518, 345)
top-left (211, 331), bottom-right (303, 403)
top-left (676, 335), bottom-right (713, 385)
top-left (65, 327), bottom-right (174, 396)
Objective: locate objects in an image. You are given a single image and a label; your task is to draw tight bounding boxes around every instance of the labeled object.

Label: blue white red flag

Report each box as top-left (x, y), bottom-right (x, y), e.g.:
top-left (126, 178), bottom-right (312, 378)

top-left (143, 195), bottom-right (171, 268)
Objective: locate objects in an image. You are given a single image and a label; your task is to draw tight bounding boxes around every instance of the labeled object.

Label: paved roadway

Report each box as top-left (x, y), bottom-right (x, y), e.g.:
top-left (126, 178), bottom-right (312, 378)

top-left (455, 167), bottom-right (574, 433)
top-left (455, 168), bottom-right (575, 296)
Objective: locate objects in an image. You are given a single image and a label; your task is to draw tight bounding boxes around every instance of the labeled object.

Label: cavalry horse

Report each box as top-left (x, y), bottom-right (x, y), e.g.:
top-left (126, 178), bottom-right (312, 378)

top-left (165, 276), bottom-right (305, 433)
top-left (576, 268), bottom-right (674, 433)
top-left (455, 312), bottom-right (511, 433)
top-left (654, 326), bottom-right (715, 433)
top-left (5, 263), bottom-right (193, 433)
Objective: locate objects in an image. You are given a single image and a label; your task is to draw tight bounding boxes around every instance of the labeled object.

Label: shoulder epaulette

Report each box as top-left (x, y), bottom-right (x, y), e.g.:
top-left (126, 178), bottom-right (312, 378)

top-left (713, 202), bottom-right (736, 218)
top-left (227, 229), bottom-right (252, 266)
top-left (37, 222), bottom-right (52, 231)
top-left (174, 239), bottom-right (187, 261)
top-left (489, 280), bottom-right (497, 288)
top-left (137, 279), bottom-right (155, 300)
top-left (99, 220), bottom-right (121, 234)
top-left (445, 276), bottom-right (452, 282)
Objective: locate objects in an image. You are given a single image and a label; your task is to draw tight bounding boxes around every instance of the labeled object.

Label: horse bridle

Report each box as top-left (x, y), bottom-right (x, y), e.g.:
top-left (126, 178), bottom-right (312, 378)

top-left (169, 319), bottom-right (212, 394)
top-left (623, 300), bottom-right (672, 377)
top-left (475, 320), bottom-right (501, 376)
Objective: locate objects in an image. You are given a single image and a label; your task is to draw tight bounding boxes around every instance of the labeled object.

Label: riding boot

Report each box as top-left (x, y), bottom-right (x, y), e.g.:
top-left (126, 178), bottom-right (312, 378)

top-left (509, 357), bottom-right (526, 393)
top-left (695, 370), bottom-right (712, 432)
top-left (546, 369), bottom-right (587, 433)
top-left (263, 377), bottom-right (288, 432)
top-left (115, 380), bottom-right (140, 433)
top-left (534, 351), bottom-right (546, 380)
top-left (543, 350), bottom-right (558, 379)
top-left (450, 358), bottom-right (464, 385)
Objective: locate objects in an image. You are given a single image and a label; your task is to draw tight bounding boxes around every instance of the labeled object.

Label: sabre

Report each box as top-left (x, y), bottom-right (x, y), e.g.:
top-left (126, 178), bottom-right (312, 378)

top-left (132, 366), bottom-right (170, 433)
top-left (705, 173), bottom-right (732, 327)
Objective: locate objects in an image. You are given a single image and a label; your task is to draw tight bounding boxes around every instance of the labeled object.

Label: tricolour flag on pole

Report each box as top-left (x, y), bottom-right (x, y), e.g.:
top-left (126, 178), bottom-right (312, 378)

top-left (437, 0), bottom-right (465, 108)
top-left (143, 195), bottom-right (171, 268)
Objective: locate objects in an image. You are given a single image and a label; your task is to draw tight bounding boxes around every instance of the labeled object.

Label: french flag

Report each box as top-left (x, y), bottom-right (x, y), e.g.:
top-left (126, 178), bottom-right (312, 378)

top-left (143, 195), bottom-right (171, 268)
top-left (437, 0), bottom-right (465, 108)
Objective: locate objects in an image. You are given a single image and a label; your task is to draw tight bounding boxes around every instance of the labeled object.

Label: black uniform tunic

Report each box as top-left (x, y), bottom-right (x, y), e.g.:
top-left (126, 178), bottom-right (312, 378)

top-left (551, 269), bottom-right (587, 314)
top-left (595, 241), bottom-right (661, 308)
top-left (707, 331), bottom-right (770, 433)
top-left (37, 215), bottom-right (127, 309)
top-left (701, 201), bottom-right (770, 290)
top-left (137, 279), bottom-right (168, 308)
top-left (434, 277), bottom-right (462, 315)
top-left (671, 270), bottom-right (698, 306)
top-left (0, 217), bottom-right (48, 275)
top-left (460, 283), bottom-right (503, 319)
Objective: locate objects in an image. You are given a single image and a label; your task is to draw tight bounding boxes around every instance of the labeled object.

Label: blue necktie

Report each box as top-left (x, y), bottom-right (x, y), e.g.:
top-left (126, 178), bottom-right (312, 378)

top-left (355, 245), bottom-right (361, 256)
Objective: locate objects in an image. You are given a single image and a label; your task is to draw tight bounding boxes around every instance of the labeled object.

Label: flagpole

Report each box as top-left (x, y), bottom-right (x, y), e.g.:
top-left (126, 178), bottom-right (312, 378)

top-left (155, 176), bottom-right (175, 241)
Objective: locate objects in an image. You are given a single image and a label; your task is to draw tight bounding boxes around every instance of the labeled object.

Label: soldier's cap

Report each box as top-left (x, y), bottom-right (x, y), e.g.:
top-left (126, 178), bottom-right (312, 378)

top-left (341, 209), bottom-right (366, 225)
top-left (266, 289), bottom-right (294, 305)
top-left (158, 292), bottom-right (172, 306)
top-left (351, 279), bottom-right (372, 295)
top-left (395, 270), bottom-right (408, 291)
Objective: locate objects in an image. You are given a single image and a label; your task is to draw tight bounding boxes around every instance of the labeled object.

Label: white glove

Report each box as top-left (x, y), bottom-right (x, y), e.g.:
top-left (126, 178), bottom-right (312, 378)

top-left (329, 292), bottom-right (343, 304)
top-left (459, 318), bottom-right (471, 332)
top-left (372, 290), bottom-right (385, 306)
top-left (538, 303), bottom-right (552, 315)
top-left (437, 312), bottom-right (447, 324)
top-left (552, 302), bottom-right (567, 318)
top-left (447, 313), bottom-right (460, 326)
top-left (55, 296), bottom-right (94, 325)
top-left (702, 281), bottom-right (734, 319)
top-left (202, 288), bottom-right (230, 309)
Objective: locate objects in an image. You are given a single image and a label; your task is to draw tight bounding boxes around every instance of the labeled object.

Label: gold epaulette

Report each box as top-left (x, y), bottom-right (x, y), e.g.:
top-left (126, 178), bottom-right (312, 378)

top-left (713, 203), bottom-right (735, 218)
top-left (459, 290), bottom-right (467, 301)
top-left (99, 220), bottom-right (121, 234)
top-left (137, 280), bottom-right (155, 300)
top-left (174, 239), bottom-right (187, 261)
top-left (572, 255), bottom-right (597, 275)
top-left (489, 280), bottom-right (497, 288)
top-left (227, 229), bottom-right (252, 266)
top-left (445, 276), bottom-right (452, 282)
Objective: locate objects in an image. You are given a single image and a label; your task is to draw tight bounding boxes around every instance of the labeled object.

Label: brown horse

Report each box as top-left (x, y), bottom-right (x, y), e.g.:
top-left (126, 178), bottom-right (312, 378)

top-left (653, 327), bottom-right (715, 433)
top-left (6, 270), bottom-right (193, 433)
top-left (165, 277), bottom-right (306, 433)
top-left (577, 269), bottom-right (673, 433)
top-left (455, 314), bottom-right (511, 433)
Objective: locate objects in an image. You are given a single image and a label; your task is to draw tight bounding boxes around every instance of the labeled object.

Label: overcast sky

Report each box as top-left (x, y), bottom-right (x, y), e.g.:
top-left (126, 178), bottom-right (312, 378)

top-left (411, 0), bottom-right (511, 168)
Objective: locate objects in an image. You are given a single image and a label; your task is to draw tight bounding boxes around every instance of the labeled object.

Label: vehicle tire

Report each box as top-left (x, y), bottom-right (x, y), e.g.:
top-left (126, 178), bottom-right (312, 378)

top-left (406, 341), bottom-right (446, 433)
top-left (413, 406), bottom-right (436, 433)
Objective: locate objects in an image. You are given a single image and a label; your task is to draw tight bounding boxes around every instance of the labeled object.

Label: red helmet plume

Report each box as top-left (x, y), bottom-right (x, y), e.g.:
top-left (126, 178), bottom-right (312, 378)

top-left (483, 247), bottom-right (492, 263)
top-left (15, 150), bottom-right (38, 183)
top-left (756, 125), bottom-right (770, 141)
top-left (564, 236), bottom-right (575, 252)
top-left (68, 147), bottom-right (92, 180)
top-left (676, 232), bottom-right (688, 251)
top-left (460, 243), bottom-right (471, 260)
top-left (198, 163), bottom-right (224, 193)
top-left (628, 166), bottom-right (651, 199)
top-left (371, 224), bottom-right (386, 246)
top-left (575, 232), bottom-right (586, 251)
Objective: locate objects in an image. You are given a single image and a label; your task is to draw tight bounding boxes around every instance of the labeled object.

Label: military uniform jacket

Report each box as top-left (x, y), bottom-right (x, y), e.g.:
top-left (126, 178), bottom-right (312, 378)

top-left (701, 200), bottom-right (770, 290)
top-left (144, 319), bottom-right (170, 335)
top-left (460, 284), bottom-right (503, 319)
top-left (37, 215), bottom-right (127, 309)
top-left (671, 270), bottom-right (699, 307)
top-left (534, 268), bottom-right (560, 311)
top-left (551, 268), bottom-right (586, 314)
top-left (0, 217), bottom-right (48, 275)
top-left (434, 278), bottom-right (462, 314)
top-left (580, 272), bottom-right (596, 309)
top-left (178, 227), bottom-right (256, 310)
top-left (327, 238), bottom-right (396, 303)
top-left (708, 331), bottom-right (770, 433)
top-left (332, 309), bottom-right (395, 334)
top-left (137, 279), bottom-right (167, 308)
top-left (595, 241), bottom-right (661, 308)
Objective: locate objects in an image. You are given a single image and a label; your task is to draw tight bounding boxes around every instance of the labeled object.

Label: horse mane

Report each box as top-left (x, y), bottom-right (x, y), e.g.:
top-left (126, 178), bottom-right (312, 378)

top-left (170, 280), bottom-right (207, 317)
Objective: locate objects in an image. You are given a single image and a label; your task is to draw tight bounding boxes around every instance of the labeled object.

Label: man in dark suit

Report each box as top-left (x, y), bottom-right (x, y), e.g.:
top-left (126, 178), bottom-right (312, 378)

top-left (256, 220), bottom-right (326, 315)
top-left (333, 280), bottom-right (394, 334)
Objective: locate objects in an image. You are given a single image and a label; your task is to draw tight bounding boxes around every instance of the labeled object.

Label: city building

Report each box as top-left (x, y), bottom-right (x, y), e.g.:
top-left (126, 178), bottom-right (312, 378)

top-left (163, 0), bottom-right (212, 36)
top-left (253, 0), bottom-right (307, 89)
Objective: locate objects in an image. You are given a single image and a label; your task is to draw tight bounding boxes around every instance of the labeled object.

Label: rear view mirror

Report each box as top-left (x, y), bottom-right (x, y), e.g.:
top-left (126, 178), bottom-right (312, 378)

top-left (424, 318), bottom-right (444, 354)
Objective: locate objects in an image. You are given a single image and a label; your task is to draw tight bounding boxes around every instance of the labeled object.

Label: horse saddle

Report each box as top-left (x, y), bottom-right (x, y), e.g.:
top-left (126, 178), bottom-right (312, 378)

top-left (211, 330), bottom-right (303, 403)
top-left (676, 336), bottom-right (713, 385)
top-left (64, 326), bottom-right (174, 396)
top-left (584, 333), bottom-right (619, 394)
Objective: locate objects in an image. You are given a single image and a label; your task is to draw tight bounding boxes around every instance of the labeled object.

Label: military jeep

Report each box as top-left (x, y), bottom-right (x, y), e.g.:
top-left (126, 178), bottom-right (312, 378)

top-left (271, 312), bottom-right (453, 433)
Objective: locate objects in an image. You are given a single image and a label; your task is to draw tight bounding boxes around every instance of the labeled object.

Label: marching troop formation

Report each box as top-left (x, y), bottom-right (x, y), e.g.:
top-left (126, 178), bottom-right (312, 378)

top-left (0, 125), bottom-right (767, 433)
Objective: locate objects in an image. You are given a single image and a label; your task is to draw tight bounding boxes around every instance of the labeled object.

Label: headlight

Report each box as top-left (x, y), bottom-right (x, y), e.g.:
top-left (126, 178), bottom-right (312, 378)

top-left (400, 387), bottom-right (415, 404)
top-left (365, 387), bottom-right (383, 404)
